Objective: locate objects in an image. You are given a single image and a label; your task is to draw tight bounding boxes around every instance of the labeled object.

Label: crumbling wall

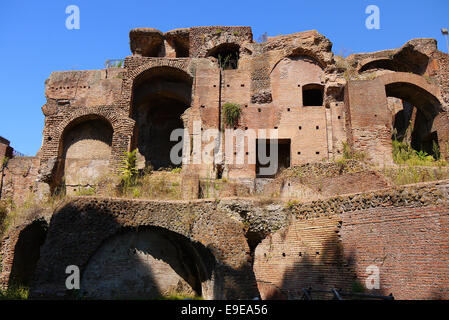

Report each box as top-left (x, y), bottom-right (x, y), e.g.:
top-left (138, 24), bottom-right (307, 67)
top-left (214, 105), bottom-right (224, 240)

top-left (260, 161), bottom-right (391, 200)
top-left (0, 137), bottom-right (13, 161)
top-left (80, 226), bottom-right (214, 299)
top-left (29, 198), bottom-right (259, 300)
top-left (1, 157), bottom-right (40, 204)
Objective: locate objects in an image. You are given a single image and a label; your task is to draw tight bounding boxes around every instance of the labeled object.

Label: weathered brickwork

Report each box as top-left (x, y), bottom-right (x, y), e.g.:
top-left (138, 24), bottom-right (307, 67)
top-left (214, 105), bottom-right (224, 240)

top-left (0, 217), bottom-right (48, 290)
top-left (0, 137), bottom-right (13, 161)
top-left (2, 26), bottom-right (449, 300)
top-left (1, 157), bottom-right (40, 204)
top-left (255, 204), bottom-right (449, 300)
top-left (0, 26), bottom-right (446, 198)
top-left (254, 180), bottom-right (449, 300)
top-left (28, 198), bottom-right (259, 299)
top-left (0, 179), bottom-right (448, 299)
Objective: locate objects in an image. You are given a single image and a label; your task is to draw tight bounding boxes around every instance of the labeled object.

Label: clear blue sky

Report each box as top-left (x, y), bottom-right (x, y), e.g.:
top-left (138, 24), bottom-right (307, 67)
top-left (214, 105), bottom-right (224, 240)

top-left (1, 0), bottom-right (448, 155)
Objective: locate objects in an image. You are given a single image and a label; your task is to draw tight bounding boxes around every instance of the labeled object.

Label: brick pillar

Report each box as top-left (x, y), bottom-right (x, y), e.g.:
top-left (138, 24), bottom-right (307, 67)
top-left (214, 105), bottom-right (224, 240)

top-left (344, 79), bottom-right (393, 165)
top-left (433, 112), bottom-right (449, 160)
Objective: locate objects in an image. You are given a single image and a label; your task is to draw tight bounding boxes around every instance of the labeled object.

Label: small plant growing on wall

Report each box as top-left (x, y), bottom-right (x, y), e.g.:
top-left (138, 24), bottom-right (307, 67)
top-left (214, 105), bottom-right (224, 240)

top-left (120, 149), bottom-right (138, 189)
top-left (222, 102), bottom-right (242, 127)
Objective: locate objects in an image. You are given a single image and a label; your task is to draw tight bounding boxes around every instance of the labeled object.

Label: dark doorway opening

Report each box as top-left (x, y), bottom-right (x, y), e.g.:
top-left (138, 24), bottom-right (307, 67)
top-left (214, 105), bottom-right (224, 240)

top-left (8, 219), bottom-right (48, 287)
top-left (387, 82), bottom-right (442, 159)
top-left (302, 84), bottom-right (324, 106)
top-left (207, 43), bottom-right (240, 70)
top-left (132, 67), bottom-right (192, 170)
top-left (256, 139), bottom-right (291, 178)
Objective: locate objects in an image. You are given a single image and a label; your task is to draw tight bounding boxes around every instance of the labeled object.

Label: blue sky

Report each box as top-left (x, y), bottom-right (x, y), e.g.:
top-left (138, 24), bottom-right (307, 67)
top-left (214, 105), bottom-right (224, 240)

top-left (1, 0), bottom-right (448, 155)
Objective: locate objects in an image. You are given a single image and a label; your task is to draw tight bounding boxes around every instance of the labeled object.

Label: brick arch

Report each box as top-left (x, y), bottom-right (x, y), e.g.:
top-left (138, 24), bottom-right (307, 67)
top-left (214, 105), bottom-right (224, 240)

top-left (378, 72), bottom-right (441, 101)
top-left (119, 59), bottom-right (193, 117)
top-left (55, 107), bottom-right (133, 139)
top-left (38, 107), bottom-right (135, 189)
top-left (80, 225), bottom-right (216, 299)
top-left (378, 72), bottom-right (443, 121)
top-left (270, 52), bottom-right (326, 75)
top-left (205, 41), bottom-right (241, 57)
top-left (0, 217), bottom-right (48, 290)
top-left (29, 198), bottom-right (259, 299)
top-left (129, 59), bottom-right (193, 81)
top-left (201, 37), bottom-right (243, 58)
top-left (357, 57), bottom-right (395, 73)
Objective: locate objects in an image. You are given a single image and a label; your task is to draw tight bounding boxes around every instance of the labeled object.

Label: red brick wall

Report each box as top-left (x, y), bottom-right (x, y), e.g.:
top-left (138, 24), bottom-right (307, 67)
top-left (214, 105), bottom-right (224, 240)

top-left (254, 203), bottom-right (449, 300)
top-left (0, 138), bottom-right (13, 161)
top-left (1, 157), bottom-right (40, 204)
top-left (340, 204), bottom-right (449, 299)
top-left (344, 79), bottom-right (393, 164)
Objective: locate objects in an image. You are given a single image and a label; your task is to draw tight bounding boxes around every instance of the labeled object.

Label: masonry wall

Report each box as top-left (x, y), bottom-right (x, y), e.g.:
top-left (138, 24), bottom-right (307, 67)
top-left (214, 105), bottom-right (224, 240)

top-left (44, 68), bottom-right (124, 108)
top-left (0, 137), bottom-right (13, 161)
top-left (0, 157), bottom-right (40, 204)
top-left (28, 198), bottom-right (259, 299)
top-left (344, 79), bottom-right (393, 164)
top-left (80, 227), bottom-right (209, 299)
top-left (36, 27), bottom-right (347, 187)
top-left (254, 181), bottom-right (449, 300)
top-left (340, 204), bottom-right (449, 299)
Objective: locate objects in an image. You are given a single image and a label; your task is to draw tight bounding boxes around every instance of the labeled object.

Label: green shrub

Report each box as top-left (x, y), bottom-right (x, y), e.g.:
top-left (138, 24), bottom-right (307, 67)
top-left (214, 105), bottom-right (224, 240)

top-left (1, 157), bottom-right (8, 169)
top-left (75, 186), bottom-right (96, 196)
top-left (392, 140), bottom-right (446, 166)
top-left (170, 167), bottom-right (182, 174)
top-left (0, 202), bottom-right (8, 238)
top-left (382, 166), bottom-right (449, 185)
top-left (222, 102), bottom-right (242, 127)
top-left (120, 149), bottom-right (138, 189)
top-left (218, 53), bottom-right (235, 69)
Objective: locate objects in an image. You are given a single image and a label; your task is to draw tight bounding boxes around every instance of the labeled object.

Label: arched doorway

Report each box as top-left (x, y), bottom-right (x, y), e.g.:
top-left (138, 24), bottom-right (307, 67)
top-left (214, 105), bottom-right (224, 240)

top-left (386, 82), bottom-right (442, 158)
top-left (80, 226), bottom-right (215, 299)
top-left (58, 116), bottom-right (113, 195)
top-left (131, 67), bottom-right (192, 170)
top-left (6, 219), bottom-right (48, 288)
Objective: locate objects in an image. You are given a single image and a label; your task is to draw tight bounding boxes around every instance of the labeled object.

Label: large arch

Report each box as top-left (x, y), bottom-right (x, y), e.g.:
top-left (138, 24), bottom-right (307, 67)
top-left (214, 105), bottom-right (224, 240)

top-left (0, 218), bottom-right (48, 289)
top-left (58, 115), bottom-right (113, 195)
top-left (39, 107), bottom-right (135, 192)
top-left (29, 198), bottom-right (259, 300)
top-left (378, 72), bottom-right (441, 103)
top-left (80, 226), bottom-right (216, 299)
top-left (378, 73), bottom-right (443, 156)
top-left (131, 66), bottom-right (193, 170)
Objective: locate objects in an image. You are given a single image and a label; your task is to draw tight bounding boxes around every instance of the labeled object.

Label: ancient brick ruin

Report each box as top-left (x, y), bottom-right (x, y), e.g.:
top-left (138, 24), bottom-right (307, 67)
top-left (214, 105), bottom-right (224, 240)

top-left (1, 26), bottom-right (449, 299)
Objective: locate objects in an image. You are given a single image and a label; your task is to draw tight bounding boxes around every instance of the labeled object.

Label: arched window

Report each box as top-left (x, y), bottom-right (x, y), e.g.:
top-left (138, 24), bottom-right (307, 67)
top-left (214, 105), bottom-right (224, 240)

top-left (60, 117), bottom-right (113, 194)
top-left (132, 67), bottom-right (193, 170)
top-left (302, 84), bottom-right (324, 106)
top-left (207, 43), bottom-right (240, 70)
